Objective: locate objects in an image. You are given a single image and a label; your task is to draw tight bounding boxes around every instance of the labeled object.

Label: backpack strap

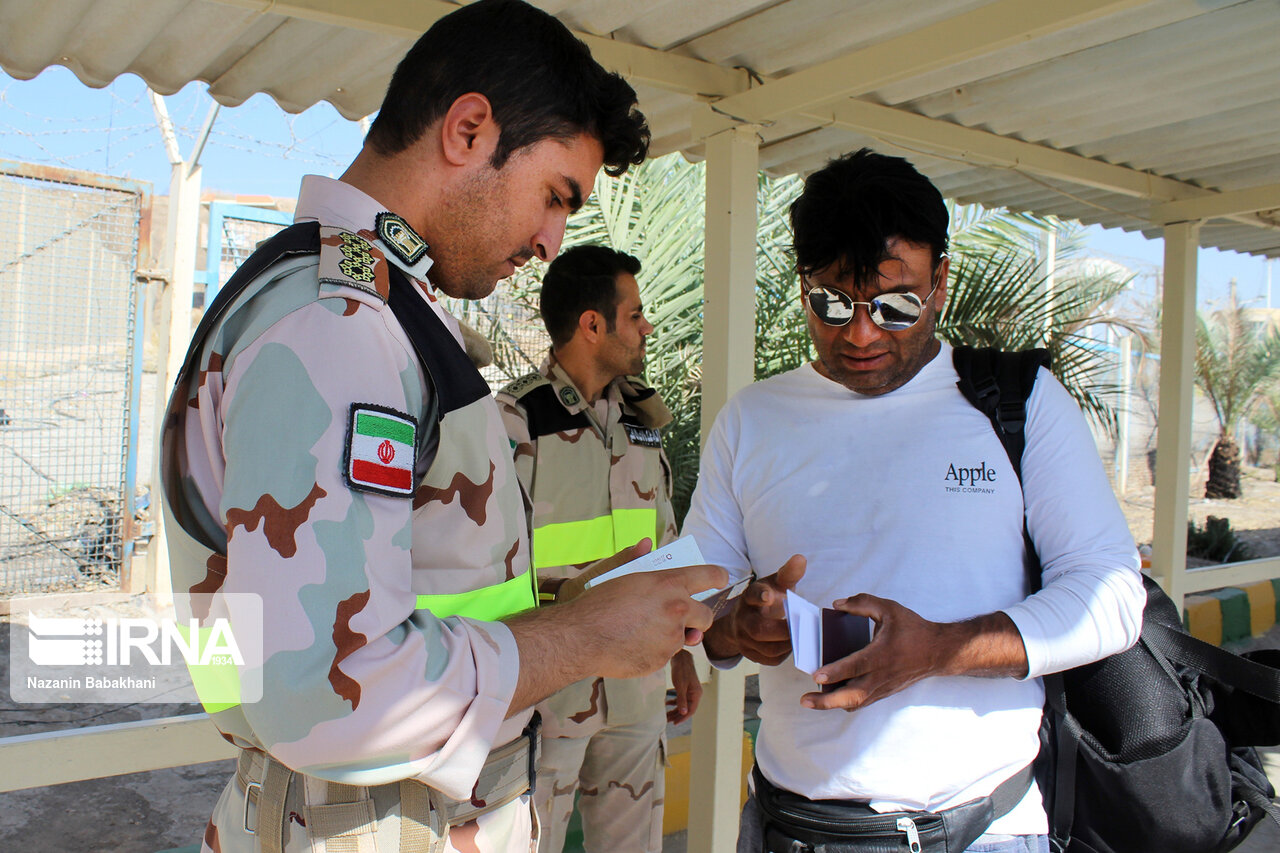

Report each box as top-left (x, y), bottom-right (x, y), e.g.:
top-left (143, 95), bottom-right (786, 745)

top-left (1144, 622), bottom-right (1280, 703)
top-left (953, 345), bottom-right (1051, 484)
top-left (953, 345), bottom-right (1072, 847)
top-left (952, 345), bottom-right (1051, 591)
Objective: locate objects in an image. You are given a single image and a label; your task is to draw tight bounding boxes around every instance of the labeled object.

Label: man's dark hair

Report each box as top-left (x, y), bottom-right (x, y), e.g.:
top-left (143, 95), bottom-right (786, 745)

top-left (366, 0), bottom-right (649, 176)
top-left (790, 148), bottom-right (949, 287)
top-left (539, 245), bottom-right (641, 348)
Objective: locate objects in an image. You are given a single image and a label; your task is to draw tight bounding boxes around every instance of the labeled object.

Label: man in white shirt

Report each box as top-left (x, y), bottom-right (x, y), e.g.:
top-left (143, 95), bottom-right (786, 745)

top-left (682, 148), bottom-right (1145, 853)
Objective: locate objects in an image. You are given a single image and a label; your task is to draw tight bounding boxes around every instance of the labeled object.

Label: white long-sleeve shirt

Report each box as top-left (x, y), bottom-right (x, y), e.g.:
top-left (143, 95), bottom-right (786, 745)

top-left (681, 343), bottom-right (1144, 835)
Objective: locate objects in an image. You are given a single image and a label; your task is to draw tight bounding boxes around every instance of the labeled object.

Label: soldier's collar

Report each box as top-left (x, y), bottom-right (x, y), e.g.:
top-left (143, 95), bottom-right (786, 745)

top-left (293, 176), bottom-right (436, 283)
top-left (543, 356), bottom-right (590, 414)
top-left (373, 212), bottom-right (434, 282)
top-left (616, 375), bottom-right (672, 429)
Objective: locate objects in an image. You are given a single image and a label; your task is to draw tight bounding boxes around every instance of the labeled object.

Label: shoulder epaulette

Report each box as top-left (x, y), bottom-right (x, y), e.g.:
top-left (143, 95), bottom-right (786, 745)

top-left (317, 226), bottom-right (391, 305)
top-left (499, 373), bottom-right (549, 401)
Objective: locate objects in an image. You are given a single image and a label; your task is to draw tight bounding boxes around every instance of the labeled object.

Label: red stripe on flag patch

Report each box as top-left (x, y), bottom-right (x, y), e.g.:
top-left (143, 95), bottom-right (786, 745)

top-left (351, 459), bottom-right (413, 492)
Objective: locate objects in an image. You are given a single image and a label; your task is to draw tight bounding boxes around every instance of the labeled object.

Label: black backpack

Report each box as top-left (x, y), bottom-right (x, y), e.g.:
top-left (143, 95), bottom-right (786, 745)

top-left (953, 344), bottom-right (1280, 853)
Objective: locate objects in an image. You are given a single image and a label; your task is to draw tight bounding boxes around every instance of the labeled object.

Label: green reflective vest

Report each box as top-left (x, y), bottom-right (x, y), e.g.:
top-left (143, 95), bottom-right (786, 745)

top-left (415, 570), bottom-right (537, 619)
top-left (187, 575), bottom-right (536, 714)
top-left (530, 508), bottom-right (657, 569)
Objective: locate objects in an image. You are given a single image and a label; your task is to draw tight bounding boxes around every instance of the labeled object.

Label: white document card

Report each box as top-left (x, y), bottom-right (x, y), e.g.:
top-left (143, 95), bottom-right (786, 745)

top-left (785, 589), bottom-right (822, 674)
top-left (583, 536), bottom-right (706, 590)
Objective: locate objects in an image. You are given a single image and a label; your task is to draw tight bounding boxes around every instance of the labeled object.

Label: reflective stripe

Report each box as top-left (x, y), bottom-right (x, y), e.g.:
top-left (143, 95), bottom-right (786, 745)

top-left (187, 573), bottom-right (535, 712)
top-left (531, 507), bottom-right (657, 569)
top-left (177, 624), bottom-right (241, 715)
top-left (415, 571), bottom-right (537, 620)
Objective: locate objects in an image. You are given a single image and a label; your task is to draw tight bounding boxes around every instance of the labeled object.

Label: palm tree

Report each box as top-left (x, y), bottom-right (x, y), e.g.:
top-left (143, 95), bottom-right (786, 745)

top-left (1195, 284), bottom-right (1280, 498)
top-left (1250, 384), bottom-right (1280, 482)
top-left (940, 207), bottom-right (1142, 432)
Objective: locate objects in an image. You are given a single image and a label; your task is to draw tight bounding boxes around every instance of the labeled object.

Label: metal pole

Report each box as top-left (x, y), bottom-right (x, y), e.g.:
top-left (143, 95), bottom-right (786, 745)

top-left (1116, 334), bottom-right (1132, 495)
top-left (148, 90), bottom-right (182, 167)
top-left (187, 102), bottom-right (221, 176)
top-left (1043, 227), bottom-right (1056, 332)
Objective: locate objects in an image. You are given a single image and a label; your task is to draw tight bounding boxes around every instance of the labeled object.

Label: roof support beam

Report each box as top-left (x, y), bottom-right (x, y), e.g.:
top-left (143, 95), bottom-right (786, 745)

top-left (1150, 182), bottom-right (1280, 225)
top-left (1150, 221), bottom-right (1199, 610)
top-left (707, 0), bottom-right (1148, 124)
top-left (212, 0), bottom-right (749, 97)
top-left (799, 99), bottom-right (1279, 232)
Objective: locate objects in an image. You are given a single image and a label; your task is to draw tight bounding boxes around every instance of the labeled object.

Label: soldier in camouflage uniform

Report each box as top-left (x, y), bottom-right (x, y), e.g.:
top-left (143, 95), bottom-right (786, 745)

top-left (496, 247), bottom-right (702, 853)
top-left (159, 3), bottom-right (726, 852)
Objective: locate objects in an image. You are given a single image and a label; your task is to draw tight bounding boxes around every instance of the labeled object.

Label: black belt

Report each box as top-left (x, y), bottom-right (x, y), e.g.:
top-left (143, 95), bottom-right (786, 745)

top-left (752, 763), bottom-right (1034, 853)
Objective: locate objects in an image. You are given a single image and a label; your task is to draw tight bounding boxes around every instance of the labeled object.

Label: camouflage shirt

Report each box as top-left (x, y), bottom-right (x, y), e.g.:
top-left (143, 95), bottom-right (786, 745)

top-left (160, 176), bottom-right (531, 802)
top-left (496, 353), bottom-right (677, 737)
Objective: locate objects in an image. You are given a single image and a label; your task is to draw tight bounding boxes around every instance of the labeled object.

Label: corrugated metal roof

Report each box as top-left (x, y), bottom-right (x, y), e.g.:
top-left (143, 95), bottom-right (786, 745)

top-left (2, 0), bottom-right (1277, 257)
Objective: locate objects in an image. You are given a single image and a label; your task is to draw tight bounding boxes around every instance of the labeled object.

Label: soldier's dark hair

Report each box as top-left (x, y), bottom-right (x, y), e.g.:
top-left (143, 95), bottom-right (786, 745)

top-left (540, 245), bottom-right (641, 348)
top-left (366, 0), bottom-right (649, 177)
top-left (790, 148), bottom-right (949, 287)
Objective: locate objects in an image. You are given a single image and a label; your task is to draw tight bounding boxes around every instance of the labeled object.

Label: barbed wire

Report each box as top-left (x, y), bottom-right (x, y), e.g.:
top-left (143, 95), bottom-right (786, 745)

top-left (0, 77), bottom-right (356, 178)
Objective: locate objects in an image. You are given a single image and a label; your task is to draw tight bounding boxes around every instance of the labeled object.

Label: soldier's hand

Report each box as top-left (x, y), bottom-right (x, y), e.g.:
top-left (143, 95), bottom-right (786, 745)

top-left (704, 555), bottom-right (806, 665)
top-left (568, 562), bottom-right (727, 680)
top-left (504, 563), bottom-right (726, 717)
top-left (553, 538), bottom-right (653, 603)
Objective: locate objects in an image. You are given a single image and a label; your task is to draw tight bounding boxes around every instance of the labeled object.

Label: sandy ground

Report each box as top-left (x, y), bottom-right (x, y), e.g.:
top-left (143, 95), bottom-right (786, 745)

top-left (1117, 464), bottom-right (1280, 561)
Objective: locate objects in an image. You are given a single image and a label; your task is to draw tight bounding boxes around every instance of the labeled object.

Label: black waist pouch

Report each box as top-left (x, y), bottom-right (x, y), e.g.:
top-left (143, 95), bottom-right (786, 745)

top-left (752, 765), bottom-right (1030, 853)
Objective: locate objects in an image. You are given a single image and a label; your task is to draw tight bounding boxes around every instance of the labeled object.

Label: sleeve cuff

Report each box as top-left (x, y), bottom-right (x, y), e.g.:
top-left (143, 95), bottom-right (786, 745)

top-left (412, 618), bottom-right (523, 800)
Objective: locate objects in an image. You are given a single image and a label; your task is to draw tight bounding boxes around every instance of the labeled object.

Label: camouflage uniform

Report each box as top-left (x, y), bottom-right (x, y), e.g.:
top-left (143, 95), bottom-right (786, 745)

top-left (161, 176), bottom-right (538, 853)
top-left (496, 355), bottom-right (678, 853)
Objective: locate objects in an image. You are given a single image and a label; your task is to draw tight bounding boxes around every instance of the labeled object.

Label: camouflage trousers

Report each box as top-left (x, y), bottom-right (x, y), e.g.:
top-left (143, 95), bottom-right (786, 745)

top-left (200, 763), bottom-right (537, 853)
top-left (534, 711), bottom-right (667, 853)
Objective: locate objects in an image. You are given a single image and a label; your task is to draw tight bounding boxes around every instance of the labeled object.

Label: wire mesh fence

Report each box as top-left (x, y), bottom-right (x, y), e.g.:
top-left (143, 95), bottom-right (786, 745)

top-left (0, 162), bottom-right (146, 596)
top-left (444, 286), bottom-right (550, 390)
top-left (203, 203), bottom-right (293, 306)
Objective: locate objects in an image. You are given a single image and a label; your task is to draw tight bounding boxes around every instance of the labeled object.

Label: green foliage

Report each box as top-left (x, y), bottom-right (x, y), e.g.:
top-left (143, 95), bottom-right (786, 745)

top-left (941, 208), bottom-right (1140, 434)
top-left (754, 173), bottom-right (810, 380)
top-left (1251, 386), bottom-right (1280, 470)
top-left (1194, 287), bottom-right (1280, 435)
top-left (1194, 288), bottom-right (1280, 498)
top-left (1186, 515), bottom-right (1253, 563)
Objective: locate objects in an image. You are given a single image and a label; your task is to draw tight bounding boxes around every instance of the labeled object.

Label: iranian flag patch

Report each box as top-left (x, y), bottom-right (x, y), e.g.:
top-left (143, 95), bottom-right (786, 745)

top-left (345, 404), bottom-right (417, 497)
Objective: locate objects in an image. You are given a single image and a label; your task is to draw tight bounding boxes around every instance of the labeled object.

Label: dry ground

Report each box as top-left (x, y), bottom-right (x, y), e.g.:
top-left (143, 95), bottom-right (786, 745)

top-left (1117, 464), bottom-right (1280, 563)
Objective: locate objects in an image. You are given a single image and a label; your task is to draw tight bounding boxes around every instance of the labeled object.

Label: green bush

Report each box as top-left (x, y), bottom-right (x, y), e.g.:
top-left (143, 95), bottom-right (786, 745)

top-left (1186, 515), bottom-right (1253, 563)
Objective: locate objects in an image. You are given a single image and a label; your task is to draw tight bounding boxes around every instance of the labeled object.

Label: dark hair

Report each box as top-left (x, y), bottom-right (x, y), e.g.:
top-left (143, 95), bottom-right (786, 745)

top-left (366, 0), bottom-right (649, 176)
top-left (539, 245), bottom-right (641, 348)
top-left (790, 148), bottom-right (949, 286)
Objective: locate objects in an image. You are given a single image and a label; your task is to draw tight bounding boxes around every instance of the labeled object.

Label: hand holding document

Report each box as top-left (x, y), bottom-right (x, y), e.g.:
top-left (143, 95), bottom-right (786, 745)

top-left (785, 589), bottom-right (874, 690)
top-left (584, 537), bottom-right (748, 618)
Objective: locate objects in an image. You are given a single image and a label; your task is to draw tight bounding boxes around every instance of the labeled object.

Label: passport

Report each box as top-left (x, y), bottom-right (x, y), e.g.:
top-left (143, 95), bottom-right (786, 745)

top-left (785, 589), bottom-right (874, 691)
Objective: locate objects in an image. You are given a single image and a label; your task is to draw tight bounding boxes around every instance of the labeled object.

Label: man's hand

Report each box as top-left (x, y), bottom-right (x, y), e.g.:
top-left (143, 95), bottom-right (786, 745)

top-left (505, 562), bottom-right (728, 715)
top-left (553, 538), bottom-right (654, 603)
top-left (666, 649), bottom-right (703, 724)
top-left (703, 555), bottom-right (806, 665)
top-left (800, 593), bottom-right (1029, 712)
